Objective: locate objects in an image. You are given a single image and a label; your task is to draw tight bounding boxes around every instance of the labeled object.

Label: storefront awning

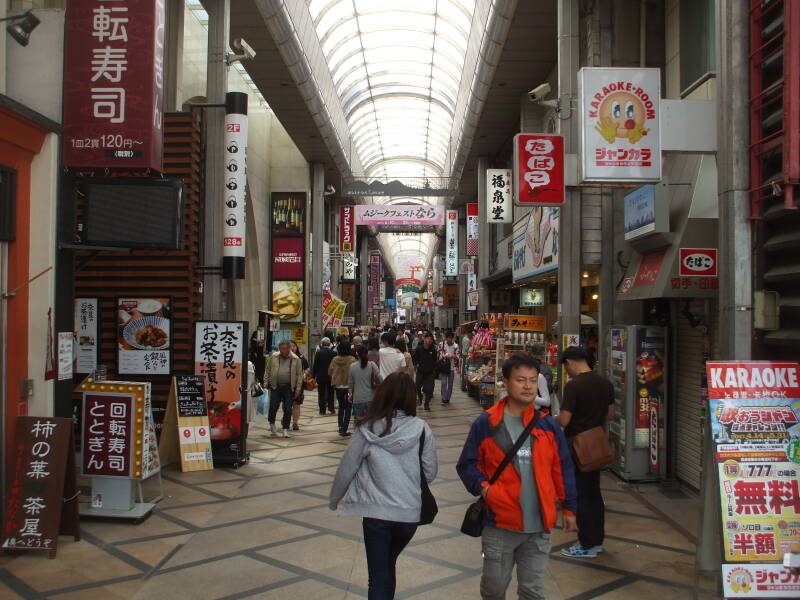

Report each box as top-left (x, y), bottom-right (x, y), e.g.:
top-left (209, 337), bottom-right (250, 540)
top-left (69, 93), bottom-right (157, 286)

top-left (617, 154), bottom-right (720, 301)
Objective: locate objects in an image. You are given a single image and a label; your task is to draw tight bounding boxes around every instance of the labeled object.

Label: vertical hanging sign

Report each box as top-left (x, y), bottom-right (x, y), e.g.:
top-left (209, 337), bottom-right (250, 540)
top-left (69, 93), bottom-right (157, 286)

top-left (62, 0), bottom-right (166, 171)
top-left (223, 92), bottom-right (248, 279)
top-left (486, 169), bottom-right (512, 224)
top-left (513, 134), bottom-right (564, 206)
top-left (446, 210), bottom-right (458, 276)
top-left (466, 203), bottom-right (479, 256)
top-left (340, 206), bottom-right (355, 253)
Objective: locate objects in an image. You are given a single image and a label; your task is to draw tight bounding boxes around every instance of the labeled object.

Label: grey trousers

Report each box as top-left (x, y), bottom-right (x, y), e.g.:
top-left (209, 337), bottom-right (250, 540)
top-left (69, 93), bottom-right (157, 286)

top-left (480, 525), bottom-right (551, 600)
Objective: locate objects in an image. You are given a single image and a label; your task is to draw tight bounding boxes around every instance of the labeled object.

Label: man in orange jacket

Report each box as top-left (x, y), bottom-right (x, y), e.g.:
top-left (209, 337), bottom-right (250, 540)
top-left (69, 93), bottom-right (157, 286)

top-left (457, 353), bottom-right (577, 599)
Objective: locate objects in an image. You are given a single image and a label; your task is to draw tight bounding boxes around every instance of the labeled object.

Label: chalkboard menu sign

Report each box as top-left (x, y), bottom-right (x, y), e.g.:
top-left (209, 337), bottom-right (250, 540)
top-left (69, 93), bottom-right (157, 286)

top-left (175, 375), bottom-right (207, 418)
top-left (158, 376), bottom-right (214, 472)
top-left (2, 417), bottom-right (80, 557)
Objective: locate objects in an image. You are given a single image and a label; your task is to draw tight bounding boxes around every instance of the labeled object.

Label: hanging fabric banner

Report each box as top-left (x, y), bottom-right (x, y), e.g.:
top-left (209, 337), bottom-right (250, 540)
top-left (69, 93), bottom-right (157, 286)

top-left (466, 203), bottom-right (479, 255)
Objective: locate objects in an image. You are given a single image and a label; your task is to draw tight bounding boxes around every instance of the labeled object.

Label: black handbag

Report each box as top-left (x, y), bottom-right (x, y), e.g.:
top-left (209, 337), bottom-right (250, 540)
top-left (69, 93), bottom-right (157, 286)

top-left (436, 358), bottom-right (451, 375)
top-left (460, 411), bottom-right (539, 537)
top-left (418, 430), bottom-right (438, 525)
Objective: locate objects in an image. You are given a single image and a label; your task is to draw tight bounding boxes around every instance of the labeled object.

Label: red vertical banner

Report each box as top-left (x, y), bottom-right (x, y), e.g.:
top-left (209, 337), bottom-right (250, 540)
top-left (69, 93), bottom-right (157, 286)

top-left (340, 206), bottom-right (355, 253)
top-left (513, 134), bottom-right (564, 206)
top-left (466, 203), bottom-right (479, 256)
top-left (62, 0), bottom-right (166, 171)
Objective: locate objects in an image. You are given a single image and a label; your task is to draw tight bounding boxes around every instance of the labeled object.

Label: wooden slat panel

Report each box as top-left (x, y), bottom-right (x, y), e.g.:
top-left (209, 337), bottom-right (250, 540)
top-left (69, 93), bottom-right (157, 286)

top-left (73, 112), bottom-right (203, 430)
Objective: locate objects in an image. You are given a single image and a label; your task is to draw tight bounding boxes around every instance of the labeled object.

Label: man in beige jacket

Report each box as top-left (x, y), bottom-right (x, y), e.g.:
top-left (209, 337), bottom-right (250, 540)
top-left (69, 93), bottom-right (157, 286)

top-left (266, 340), bottom-right (303, 438)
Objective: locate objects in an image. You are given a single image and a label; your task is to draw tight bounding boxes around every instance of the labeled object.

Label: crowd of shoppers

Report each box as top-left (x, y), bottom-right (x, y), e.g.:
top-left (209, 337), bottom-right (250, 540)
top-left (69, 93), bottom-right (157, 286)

top-left (255, 324), bottom-right (615, 598)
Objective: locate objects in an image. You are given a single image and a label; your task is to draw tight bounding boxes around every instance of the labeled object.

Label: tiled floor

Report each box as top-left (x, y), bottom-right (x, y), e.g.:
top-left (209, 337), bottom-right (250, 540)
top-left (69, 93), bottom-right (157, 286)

top-left (1, 378), bottom-right (715, 599)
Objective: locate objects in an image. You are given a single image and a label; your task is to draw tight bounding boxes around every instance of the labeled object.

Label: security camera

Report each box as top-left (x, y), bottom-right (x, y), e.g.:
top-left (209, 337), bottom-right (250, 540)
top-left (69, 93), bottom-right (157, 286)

top-left (529, 82), bottom-right (551, 101)
top-left (227, 38), bottom-right (256, 64)
top-left (324, 184), bottom-right (336, 196)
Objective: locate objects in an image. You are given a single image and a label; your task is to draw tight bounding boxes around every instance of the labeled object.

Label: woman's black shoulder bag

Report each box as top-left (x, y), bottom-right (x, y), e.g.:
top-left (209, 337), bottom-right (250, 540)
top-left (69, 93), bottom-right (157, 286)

top-left (418, 429), bottom-right (438, 525)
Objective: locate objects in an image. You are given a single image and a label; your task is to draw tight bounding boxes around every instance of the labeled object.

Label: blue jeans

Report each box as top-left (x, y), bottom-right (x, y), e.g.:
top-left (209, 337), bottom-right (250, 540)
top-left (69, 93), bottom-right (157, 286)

top-left (268, 385), bottom-right (293, 429)
top-left (353, 401), bottom-right (371, 424)
top-left (440, 371), bottom-right (454, 404)
top-left (362, 518), bottom-right (417, 600)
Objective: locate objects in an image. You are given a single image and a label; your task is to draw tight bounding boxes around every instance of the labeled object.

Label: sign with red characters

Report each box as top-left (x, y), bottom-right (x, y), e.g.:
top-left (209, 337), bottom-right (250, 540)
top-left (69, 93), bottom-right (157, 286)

top-left (707, 361), bottom-right (800, 586)
top-left (340, 206), bottom-right (355, 253)
top-left (62, 0), bottom-right (166, 171)
top-left (513, 134), bottom-right (565, 206)
top-left (679, 248), bottom-right (718, 277)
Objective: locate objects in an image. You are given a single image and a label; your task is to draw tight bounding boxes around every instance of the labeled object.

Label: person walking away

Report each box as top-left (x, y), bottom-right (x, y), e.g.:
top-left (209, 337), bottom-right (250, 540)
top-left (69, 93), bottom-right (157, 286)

top-left (412, 333), bottom-right (437, 411)
top-left (367, 337), bottom-right (381, 363)
top-left (556, 346), bottom-right (614, 558)
top-left (396, 338), bottom-right (415, 381)
top-left (349, 344), bottom-right (382, 426)
top-left (329, 341), bottom-right (357, 436)
top-left (437, 331), bottom-right (459, 405)
top-left (329, 372), bottom-right (438, 600)
top-left (289, 341), bottom-right (309, 431)
top-left (266, 340), bottom-right (303, 438)
top-left (457, 352), bottom-right (577, 600)
top-left (378, 332), bottom-right (406, 380)
top-left (313, 338), bottom-right (336, 415)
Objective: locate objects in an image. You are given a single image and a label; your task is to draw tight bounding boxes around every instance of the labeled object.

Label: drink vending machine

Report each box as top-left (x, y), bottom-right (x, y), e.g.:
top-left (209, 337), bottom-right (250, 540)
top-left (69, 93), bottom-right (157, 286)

top-left (607, 325), bottom-right (667, 481)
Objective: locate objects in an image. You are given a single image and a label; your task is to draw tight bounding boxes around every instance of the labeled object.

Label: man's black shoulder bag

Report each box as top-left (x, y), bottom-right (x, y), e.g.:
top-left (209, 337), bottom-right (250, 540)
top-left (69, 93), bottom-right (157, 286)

top-left (460, 410), bottom-right (539, 537)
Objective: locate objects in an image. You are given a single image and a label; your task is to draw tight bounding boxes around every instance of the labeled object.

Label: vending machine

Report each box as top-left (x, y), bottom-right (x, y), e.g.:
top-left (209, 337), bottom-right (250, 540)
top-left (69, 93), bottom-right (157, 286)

top-left (607, 325), bottom-right (667, 481)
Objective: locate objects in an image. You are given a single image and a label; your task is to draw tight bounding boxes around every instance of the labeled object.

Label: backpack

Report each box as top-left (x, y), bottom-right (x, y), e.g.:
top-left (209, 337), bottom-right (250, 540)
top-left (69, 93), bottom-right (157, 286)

top-left (542, 367), bottom-right (555, 394)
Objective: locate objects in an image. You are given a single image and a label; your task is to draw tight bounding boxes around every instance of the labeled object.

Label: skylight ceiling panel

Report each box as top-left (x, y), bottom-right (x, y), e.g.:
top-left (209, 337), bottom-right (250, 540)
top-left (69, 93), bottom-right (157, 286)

top-left (326, 35), bottom-right (362, 71)
top-left (358, 11), bottom-right (435, 34)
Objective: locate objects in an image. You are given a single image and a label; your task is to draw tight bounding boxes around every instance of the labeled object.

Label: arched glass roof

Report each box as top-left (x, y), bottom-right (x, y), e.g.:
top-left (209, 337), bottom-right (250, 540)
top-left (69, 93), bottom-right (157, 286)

top-left (307, 0), bottom-right (477, 274)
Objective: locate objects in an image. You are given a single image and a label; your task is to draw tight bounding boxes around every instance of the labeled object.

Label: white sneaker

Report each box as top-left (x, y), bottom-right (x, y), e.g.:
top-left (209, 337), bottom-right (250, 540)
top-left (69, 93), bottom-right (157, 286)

top-left (568, 541), bottom-right (604, 553)
top-left (283, 429), bottom-right (291, 438)
top-left (269, 423), bottom-right (277, 434)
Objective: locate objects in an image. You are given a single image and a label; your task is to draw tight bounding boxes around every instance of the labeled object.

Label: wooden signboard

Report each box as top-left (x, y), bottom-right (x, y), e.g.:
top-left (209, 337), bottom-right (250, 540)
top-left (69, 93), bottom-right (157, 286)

top-left (2, 417), bottom-right (80, 558)
top-left (159, 375), bottom-right (213, 471)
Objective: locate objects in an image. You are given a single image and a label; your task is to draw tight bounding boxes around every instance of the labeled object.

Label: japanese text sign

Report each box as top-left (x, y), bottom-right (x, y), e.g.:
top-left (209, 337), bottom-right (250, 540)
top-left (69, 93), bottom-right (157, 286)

top-left (580, 67), bottom-right (661, 182)
top-left (81, 392), bottom-right (136, 478)
top-left (271, 237), bottom-right (304, 280)
top-left (74, 298), bottom-right (99, 374)
top-left (504, 315), bottom-right (546, 331)
top-left (679, 248), bottom-right (718, 277)
top-left (513, 134), bottom-right (564, 206)
top-left (354, 204), bottom-right (444, 226)
top-left (340, 206), bottom-right (355, 252)
top-left (222, 95), bottom-right (248, 269)
top-left (486, 169), bottom-right (512, 224)
top-left (467, 203), bottom-right (479, 255)
top-left (2, 417), bottom-right (78, 555)
top-left (446, 210), bottom-right (458, 276)
top-left (721, 564), bottom-right (800, 598)
top-left (193, 321), bottom-right (247, 462)
top-left (63, 0), bottom-right (166, 171)
top-left (706, 361), bottom-right (800, 568)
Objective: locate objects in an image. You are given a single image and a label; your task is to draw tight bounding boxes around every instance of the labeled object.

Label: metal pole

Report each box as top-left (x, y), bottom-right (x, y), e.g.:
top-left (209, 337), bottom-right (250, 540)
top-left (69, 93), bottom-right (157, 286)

top-left (310, 163), bottom-right (325, 350)
top-left (202, 0), bottom-right (229, 320)
top-left (694, 0), bottom-right (751, 585)
top-left (477, 156), bottom-right (490, 317)
top-left (557, 0), bottom-right (581, 349)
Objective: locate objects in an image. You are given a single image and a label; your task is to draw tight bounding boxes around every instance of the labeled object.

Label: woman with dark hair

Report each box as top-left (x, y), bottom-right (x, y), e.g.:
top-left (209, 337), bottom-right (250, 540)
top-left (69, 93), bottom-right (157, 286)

top-left (330, 372), bottom-right (438, 600)
top-left (367, 336), bottom-right (380, 363)
top-left (349, 343), bottom-right (381, 425)
top-left (329, 341), bottom-right (357, 436)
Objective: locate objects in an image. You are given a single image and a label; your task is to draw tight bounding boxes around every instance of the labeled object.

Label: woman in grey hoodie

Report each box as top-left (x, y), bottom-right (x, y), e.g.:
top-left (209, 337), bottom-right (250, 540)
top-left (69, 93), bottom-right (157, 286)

top-left (330, 372), bottom-right (438, 600)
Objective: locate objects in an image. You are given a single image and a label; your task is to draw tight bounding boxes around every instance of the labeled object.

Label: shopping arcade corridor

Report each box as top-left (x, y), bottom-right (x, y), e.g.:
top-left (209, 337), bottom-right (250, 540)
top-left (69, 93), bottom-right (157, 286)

top-left (1, 378), bottom-right (711, 599)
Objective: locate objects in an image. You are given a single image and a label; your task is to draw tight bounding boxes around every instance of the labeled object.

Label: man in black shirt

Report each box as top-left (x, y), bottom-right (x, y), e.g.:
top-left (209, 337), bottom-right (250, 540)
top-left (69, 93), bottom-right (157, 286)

top-left (413, 333), bottom-right (437, 411)
top-left (556, 346), bottom-right (614, 558)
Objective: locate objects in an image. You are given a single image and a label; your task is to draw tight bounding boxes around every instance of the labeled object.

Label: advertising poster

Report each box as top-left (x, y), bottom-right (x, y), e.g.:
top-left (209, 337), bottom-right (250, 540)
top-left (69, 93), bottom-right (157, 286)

top-left (194, 321), bottom-right (248, 464)
top-left (486, 169), bottom-right (512, 224)
top-left (117, 298), bottom-right (171, 375)
top-left (722, 563), bottom-right (800, 598)
top-left (520, 288), bottom-right (545, 307)
top-left (272, 281), bottom-right (304, 322)
top-left (624, 184), bottom-right (657, 240)
top-left (512, 207), bottom-right (560, 281)
top-left (57, 332), bottom-right (74, 381)
top-left (272, 237), bottom-right (305, 280)
top-left (513, 134), bottom-right (565, 206)
top-left (271, 192), bottom-right (306, 236)
top-left (580, 67), bottom-right (661, 182)
top-left (707, 361), bottom-right (800, 589)
top-left (446, 210), bottom-right (458, 276)
top-left (467, 203), bottom-right (479, 255)
top-left (322, 292), bottom-right (347, 330)
top-left (74, 298), bottom-right (99, 374)
top-left (633, 330), bottom-right (665, 449)
top-left (634, 248), bottom-right (666, 287)
top-left (62, 0), bottom-right (166, 171)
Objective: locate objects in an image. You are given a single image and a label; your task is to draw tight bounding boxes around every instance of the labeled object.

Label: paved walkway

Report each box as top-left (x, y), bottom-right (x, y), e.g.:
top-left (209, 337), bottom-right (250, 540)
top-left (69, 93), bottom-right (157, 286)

top-left (1, 379), bottom-right (708, 599)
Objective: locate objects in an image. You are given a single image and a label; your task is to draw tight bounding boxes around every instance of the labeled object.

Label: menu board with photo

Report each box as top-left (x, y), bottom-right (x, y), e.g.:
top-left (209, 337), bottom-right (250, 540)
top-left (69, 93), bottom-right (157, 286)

top-left (707, 361), bottom-right (800, 598)
top-left (272, 281), bottom-right (304, 323)
top-left (117, 298), bottom-right (172, 375)
top-left (74, 298), bottom-right (99, 374)
top-left (194, 321), bottom-right (248, 465)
